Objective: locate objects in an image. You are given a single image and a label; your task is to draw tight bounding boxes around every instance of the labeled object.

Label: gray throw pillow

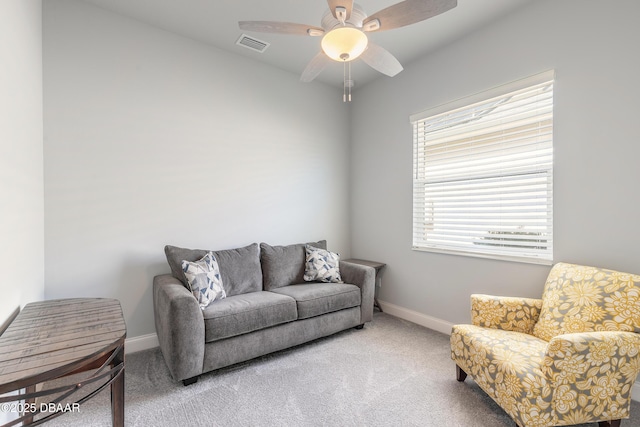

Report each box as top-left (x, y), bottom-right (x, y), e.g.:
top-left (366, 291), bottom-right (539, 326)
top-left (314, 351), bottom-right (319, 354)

top-left (260, 240), bottom-right (327, 291)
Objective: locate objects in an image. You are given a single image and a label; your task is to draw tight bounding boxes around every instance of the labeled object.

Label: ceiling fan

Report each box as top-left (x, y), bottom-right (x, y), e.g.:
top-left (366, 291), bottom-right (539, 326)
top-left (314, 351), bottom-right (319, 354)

top-left (239, 0), bottom-right (457, 101)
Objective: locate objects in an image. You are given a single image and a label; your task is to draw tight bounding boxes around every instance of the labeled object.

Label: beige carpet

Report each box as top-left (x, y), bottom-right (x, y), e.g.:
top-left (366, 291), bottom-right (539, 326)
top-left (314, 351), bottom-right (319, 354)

top-left (43, 312), bottom-right (640, 426)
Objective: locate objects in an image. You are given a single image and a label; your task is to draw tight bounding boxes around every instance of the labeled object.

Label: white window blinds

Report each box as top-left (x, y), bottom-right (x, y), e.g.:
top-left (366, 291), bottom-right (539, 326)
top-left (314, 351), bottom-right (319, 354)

top-left (411, 71), bottom-right (554, 264)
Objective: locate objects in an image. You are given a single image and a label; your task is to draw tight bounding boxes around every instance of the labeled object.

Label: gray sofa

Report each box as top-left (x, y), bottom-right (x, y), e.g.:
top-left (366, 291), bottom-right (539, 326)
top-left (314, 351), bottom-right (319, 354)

top-left (153, 240), bottom-right (375, 385)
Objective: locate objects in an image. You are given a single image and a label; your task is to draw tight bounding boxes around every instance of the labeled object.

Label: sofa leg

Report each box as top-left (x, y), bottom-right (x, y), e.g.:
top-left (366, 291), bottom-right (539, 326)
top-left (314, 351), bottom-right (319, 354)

top-left (354, 324), bottom-right (364, 330)
top-left (599, 421), bottom-right (621, 427)
top-left (182, 376), bottom-right (198, 386)
top-left (456, 365), bottom-right (467, 382)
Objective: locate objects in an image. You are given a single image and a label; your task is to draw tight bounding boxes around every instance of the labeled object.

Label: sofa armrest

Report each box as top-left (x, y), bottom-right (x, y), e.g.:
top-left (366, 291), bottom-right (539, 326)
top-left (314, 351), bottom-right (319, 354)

top-left (340, 261), bottom-right (375, 323)
top-left (542, 331), bottom-right (640, 415)
top-left (471, 294), bottom-right (542, 334)
top-left (153, 274), bottom-right (204, 382)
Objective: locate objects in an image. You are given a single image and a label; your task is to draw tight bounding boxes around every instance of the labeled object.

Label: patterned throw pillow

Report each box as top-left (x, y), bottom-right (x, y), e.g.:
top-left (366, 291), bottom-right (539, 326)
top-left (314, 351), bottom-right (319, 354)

top-left (303, 245), bottom-right (342, 283)
top-left (182, 252), bottom-right (226, 309)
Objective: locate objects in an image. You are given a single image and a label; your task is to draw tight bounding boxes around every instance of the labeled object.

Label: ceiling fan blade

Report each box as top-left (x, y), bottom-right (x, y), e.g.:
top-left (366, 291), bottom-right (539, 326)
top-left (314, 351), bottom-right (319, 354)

top-left (363, 0), bottom-right (457, 32)
top-left (300, 52), bottom-right (331, 83)
top-left (360, 43), bottom-right (404, 77)
top-left (239, 21), bottom-right (324, 36)
top-left (327, 0), bottom-right (354, 21)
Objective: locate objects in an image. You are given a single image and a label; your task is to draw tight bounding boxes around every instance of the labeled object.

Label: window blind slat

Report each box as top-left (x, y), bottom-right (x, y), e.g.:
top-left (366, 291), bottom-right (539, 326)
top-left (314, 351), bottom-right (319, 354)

top-left (420, 133), bottom-right (553, 162)
top-left (418, 116), bottom-right (553, 148)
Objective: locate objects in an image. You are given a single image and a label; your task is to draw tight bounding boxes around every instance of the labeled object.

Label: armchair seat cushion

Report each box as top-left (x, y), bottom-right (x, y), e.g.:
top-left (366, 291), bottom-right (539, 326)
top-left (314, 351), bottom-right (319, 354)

top-left (202, 291), bottom-right (297, 343)
top-left (271, 283), bottom-right (361, 320)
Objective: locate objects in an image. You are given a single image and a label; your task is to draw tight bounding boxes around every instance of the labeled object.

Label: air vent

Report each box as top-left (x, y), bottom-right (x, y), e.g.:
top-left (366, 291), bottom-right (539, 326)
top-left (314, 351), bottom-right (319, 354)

top-left (236, 34), bottom-right (270, 53)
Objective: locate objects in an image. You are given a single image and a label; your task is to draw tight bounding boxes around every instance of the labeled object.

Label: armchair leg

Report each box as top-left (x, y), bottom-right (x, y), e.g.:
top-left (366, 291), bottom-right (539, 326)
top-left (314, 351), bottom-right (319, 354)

top-left (456, 365), bottom-right (467, 382)
top-left (599, 421), bottom-right (621, 427)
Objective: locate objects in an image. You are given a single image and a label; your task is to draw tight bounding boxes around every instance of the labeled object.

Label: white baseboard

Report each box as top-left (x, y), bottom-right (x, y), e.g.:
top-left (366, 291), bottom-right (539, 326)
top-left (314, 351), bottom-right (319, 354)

top-left (125, 333), bottom-right (158, 354)
top-left (377, 299), bottom-right (454, 335)
top-left (376, 299), bottom-right (640, 403)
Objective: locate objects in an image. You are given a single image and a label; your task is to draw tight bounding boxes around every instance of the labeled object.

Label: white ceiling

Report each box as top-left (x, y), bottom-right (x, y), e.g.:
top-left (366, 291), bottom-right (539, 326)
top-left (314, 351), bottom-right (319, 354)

top-left (79, 0), bottom-right (533, 89)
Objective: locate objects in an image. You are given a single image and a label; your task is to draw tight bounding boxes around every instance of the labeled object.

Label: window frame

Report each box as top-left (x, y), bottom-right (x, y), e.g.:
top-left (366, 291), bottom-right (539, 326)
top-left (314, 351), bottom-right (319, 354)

top-left (410, 71), bottom-right (555, 265)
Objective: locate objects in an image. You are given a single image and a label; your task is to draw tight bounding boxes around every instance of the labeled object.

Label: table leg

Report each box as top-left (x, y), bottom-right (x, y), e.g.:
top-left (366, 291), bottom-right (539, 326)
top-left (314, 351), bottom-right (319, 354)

top-left (23, 385), bottom-right (36, 425)
top-left (110, 345), bottom-right (125, 427)
top-left (374, 274), bottom-right (383, 312)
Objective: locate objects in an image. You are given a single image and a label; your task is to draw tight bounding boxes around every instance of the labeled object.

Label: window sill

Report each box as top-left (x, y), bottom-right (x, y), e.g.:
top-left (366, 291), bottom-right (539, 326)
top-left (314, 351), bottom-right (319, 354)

top-left (412, 245), bottom-right (553, 266)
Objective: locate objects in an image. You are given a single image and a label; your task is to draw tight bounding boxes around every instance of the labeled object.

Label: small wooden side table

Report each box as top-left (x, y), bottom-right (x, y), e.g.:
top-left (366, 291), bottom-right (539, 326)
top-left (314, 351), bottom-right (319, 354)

top-left (0, 298), bottom-right (126, 427)
top-left (343, 259), bottom-right (386, 312)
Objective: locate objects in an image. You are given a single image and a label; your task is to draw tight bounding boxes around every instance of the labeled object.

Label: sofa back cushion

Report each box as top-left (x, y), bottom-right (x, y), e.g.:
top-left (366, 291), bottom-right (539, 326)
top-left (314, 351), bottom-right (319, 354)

top-left (165, 243), bottom-right (262, 296)
top-left (260, 240), bottom-right (326, 291)
top-left (532, 262), bottom-right (640, 341)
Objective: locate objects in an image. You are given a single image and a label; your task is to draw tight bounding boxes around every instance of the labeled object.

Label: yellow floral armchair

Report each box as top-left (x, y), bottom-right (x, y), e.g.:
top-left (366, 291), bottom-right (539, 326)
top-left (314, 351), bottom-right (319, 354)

top-left (451, 263), bottom-right (640, 427)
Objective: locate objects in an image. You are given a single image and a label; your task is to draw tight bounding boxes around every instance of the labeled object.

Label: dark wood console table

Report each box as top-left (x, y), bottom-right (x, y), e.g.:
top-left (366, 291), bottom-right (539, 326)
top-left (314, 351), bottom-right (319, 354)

top-left (0, 298), bottom-right (126, 427)
top-left (343, 259), bottom-right (386, 312)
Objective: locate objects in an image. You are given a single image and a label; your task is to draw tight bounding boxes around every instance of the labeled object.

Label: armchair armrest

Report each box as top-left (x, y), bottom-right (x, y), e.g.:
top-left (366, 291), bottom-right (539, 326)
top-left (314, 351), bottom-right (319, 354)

top-left (153, 274), bottom-right (204, 382)
top-left (542, 331), bottom-right (640, 418)
top-left (471, 294), bottom-right (542, 334)
top-left (340, 261), bottom-right (375, 323)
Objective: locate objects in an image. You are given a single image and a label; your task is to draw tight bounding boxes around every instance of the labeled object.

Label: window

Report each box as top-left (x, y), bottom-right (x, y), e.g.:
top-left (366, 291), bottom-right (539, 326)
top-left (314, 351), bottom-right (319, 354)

top-left (411, 71), bottom-right (554, 264)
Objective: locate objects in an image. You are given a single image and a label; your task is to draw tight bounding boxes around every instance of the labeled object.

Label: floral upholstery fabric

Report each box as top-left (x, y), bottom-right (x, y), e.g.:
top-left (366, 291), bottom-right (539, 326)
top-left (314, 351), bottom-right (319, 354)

top-left (471, 294), bottom-right (542, 335)
top-left (451, 325), bottom-right (552, 427)
top-left (451, 263), bottom-right (640, 427)
top-left (543, 331), bottom-right (640, 425)
top-left (533, 263), bottom-right (640, 341)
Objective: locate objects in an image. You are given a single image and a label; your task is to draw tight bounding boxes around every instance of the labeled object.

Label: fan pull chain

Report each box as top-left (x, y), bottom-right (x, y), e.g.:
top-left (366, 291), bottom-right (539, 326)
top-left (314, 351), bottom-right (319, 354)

top-left (343, 60), bottom-right (347, 103)
top-left (348, 61), bottom-right (352, 102)
top-left (342, 60), bottom-right (352, 103)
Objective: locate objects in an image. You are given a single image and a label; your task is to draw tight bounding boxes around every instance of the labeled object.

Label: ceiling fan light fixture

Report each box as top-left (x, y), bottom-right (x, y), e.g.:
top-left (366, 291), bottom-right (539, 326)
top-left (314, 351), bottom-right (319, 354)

top-left (321, 27), bottom-right (368, 62)
top-left (239, 0), bottom-right (458, 101)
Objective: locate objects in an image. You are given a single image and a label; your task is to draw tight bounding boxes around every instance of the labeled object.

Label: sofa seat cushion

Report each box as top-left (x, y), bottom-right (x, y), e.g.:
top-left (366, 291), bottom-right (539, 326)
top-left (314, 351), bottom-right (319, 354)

top-left (203, 291), bottom-right (297, 343)
top-left (270, 283), bottom-right (361, 320)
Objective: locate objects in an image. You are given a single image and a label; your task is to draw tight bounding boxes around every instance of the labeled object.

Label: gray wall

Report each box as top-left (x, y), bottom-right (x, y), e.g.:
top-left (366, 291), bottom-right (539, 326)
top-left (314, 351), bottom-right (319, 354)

top-left (0, 1), bottom-right (45, 325)
top-left (43, 0), bottom-right (351, 338)
top-left (350, 0), bottom-right (640, 324)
